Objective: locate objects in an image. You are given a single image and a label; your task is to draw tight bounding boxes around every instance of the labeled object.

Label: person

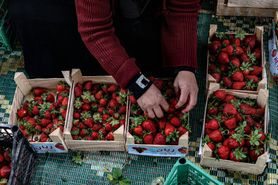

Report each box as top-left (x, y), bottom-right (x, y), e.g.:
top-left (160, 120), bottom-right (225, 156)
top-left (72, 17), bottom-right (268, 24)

top-left (75, 0), bottom-right (200, 118)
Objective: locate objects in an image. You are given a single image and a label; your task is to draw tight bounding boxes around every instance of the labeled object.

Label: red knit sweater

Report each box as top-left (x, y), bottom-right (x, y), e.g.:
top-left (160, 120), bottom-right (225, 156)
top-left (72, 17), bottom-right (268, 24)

top-left (75, 0), bottom-right (200, 88)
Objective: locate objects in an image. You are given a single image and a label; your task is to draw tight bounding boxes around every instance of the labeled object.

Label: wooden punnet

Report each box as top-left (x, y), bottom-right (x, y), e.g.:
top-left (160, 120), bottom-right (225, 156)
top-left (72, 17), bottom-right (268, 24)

top-left (9, 72), bottom-right (71, 153)
top-left (125, 101), bottom-right (189, 157)
top-left (216, 0), bottom-right (277, 17)
top-left (63, 69), bottom-right (126, 151)
top-left (206, 25), bottom-right (267, 94)
top-left (200, 83), bottom-right (269, 175)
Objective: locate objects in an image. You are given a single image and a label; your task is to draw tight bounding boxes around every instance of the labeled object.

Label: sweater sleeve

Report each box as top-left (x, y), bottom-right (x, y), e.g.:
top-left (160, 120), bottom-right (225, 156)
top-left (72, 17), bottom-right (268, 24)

top-left (161, 0), bottom-right (200, 69)
top-left (75, 0), bottom-right (140, 88)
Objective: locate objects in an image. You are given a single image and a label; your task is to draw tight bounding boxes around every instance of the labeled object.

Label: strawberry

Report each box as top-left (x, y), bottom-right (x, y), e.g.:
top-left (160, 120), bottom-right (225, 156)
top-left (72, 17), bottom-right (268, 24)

top-left (106, 132), bottom-right (114, 140)
top-left (33, 87), bottom-right (46, 96)
top-left (209, 40), bottom-right (221, 54)
top-left (142, 120), bottom-right (156, 133)
top-left (143, 134), bottom-right (154, 144)
top-left (73, 112), bottom-right (81, 119)
top-left (133, 125), bottom-right (143, 136)
top-left (99, 99), bottom-right (107, 106)
top-left (208, 130), bottom-right (222, 142)
top-left (62, 97), bottom-right (69, 107)
top-left (165, 123), bottom-right (175, 136)
top-left (227, 138), bottom-right (239, 149)
top-left (40, 133), bottom-right (48, 142)
top-left (129, 95), bottom-right (137, 104)
top-left (223, 103), bottom-right (237, 115)
top-left (158, 119), bottom-right (166, 130)
top-left (213, 90), bottom-right (226, 100)
top-left (253, 48), bottom-right (261, 60)
top-left (95, 91), bottom-right (103, 100)
top-left (207, 142), bottom-right (215, 151)
top-left (153, 133), bottom-right (166, 145)
top-left (218, 52), bottom-right (229, 64)
top-left (32, 105), bottom-right (39, 115)
top-left (222, 45), bottom-right (234, 56)
top-left (118, 105), bottom-right (126, 114)
top-left (40, 118), bottom-right (51, 127)
top-left (231, 71), bottom-right (244, 82)
top-left (83, 81), bottom-right (93, 91)
top-left (81, 103), bottom-right (91, 111)
top-left (224, 94), bottom-right (236, 103)
top-left (17, 108), bottom-right (27, 118)
top-left (224, 118), bottom-right (237, 130)
top-left (0, 166), bottom-right (11, 178)
top-left (250, 66), bottom-right (262, 76)
top-left (207, 107), bottom-right (218, 115)
top-left (223, 138), bottom-right (229, 146)
top-left (92, 123), bottom-right (102, 131)
top-left (229, 148), bottom-right (246, 162)
top-left (71, 127), bottom-right (80, 136)
top-left (235, 46), bottom-right (244, 55)
top-left (74, 84), bottom-right (83, 97)
top-left (245, 75), bottom-right (259, 83)
top-left (170, 117), bottom-right (181, 127)
top-left (235, 113), bottom-right (243, 122)
top-left (222, 39), bottom-right (230, 46)
top-left (205, 128), bottom-right (213, 135)
top-left (0, 154), bottom-right (4, 163)
top-left (79, 129), bottom-right (88, 137)
top-left (208, 63), bottom-right (217, 72)
top-left (255, 108), bottom-right (264, 116)
top-left (91, 132), bottom-right (99, 140)
top-left (84, 118), bottom-right (93, 128)
top-left (102, 114), bottom-right (109, 121)
top-left (240, 103), bottom-right (256, 115)
top-left (107, 84), bottom-right (117, 92)
top-left (249, 148), bottom-right (263, 161)
top-left (258, 131), bottom-right (266, 142)
top-left (217, 145), bottom-right (230, 160)
top-left (109, 99), bottom-right (118, 108)
top-left (211, 73), bottom-right (221, 83)
top-left (178, 126), bottom-right (187, 136)
top-left (232, 82), bottom-right (246, 90)
top-left (56, 81), bottom-right (67, 93)
top-left (205, 119), bottom-right (219, 130)
top-left (231, 58), bottom-right (241, 67)
top-left (220, 65), bottom-right (229, 72)
top-left (232, 38), bottom-right (241, 46)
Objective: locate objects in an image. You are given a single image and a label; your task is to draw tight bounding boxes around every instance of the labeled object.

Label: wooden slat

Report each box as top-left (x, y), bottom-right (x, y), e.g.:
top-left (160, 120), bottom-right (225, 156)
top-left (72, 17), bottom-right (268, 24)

top-left (217, 0), bottom-right (277, 17)
top-left (227, 0), bottom-right (278, 9)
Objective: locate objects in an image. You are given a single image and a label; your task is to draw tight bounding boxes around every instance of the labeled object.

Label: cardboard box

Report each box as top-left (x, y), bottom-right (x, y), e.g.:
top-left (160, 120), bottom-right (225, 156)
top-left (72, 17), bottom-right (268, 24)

top-left (199, 83), bottom-right (269, 175)
top-left (207, 25), bottom-right (267, 94)
top-left (64, 69), bottom-right (126, 151)
top-left (9, 72), bottom-right (71, 153)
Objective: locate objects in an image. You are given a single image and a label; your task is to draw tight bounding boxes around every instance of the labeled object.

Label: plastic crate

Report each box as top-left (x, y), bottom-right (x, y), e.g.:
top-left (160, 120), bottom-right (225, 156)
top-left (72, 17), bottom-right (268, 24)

top-left (0, 124), bottom-right (36, 185)
top-left (164, 158), bottom-right (223, 185)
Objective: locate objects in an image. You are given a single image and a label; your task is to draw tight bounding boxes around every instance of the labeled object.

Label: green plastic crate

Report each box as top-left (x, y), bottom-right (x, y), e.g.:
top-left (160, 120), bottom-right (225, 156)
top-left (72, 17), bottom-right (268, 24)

top-left (164, 158), bottom-right (222, 185)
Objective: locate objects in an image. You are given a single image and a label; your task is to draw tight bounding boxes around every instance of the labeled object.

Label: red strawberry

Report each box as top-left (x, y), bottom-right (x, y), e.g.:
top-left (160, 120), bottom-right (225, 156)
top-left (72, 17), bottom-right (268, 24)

top-left (106, 132), bottom-right (114, 140)
top-left (211, 73), bottom-right (221, 83)
top-left (205, 128), bottom-right (213, 135)
top-left (240, 103), bottom-right (256, 115)
top-left (153, 133), bottom-right (166, 145)
top-left (207, 142), bottom-right (215, 151)
top-left (235, 113), bottom-right (243, 122)
top-left (208, 130), bottom-right (222, 142)
top-left (207, 107), bottom-right (218, 115)
top-left (129, 95), bottom-right (137, 104)
top-left (218, 52), bottom-right (229, 64)
top-left (220, 65), bottom-right (229, 72)
top-left (92, 124), bottom-right (102, 131)
top-left (224, 94), bottom-right (236, 103)
top-left (40, 119), bottom-right (51, 127)
top-left (170, 117), bottom-right (181, 127)
top-left (253, 48), bottom-right (261, 60)
top-left (222, 39), bottom-right (230, 46)
top-left (259, 131), bottom-right (266, 141)
top-left (223, 103), bottom-right (237, 115)
top-left (74, 84), bottom-right (83, 97)
top-left (0, 166), bottom-right (11, 178)
top-left (255, 108), bottom-right (265, 116)
top-left (224, 118), bottom-right (237, 130)
top-left (133, 125), bottom-right (143, 136)
top-left (213, 90), bottom-right (226, 100)
top-left (84, 81), bottom-right (93, 91)
top-left (178, 126), bottom-right (187, 136)
top-left (231, 71), bottom-right (244, 82)
top-left (109, 99), bottom-right (118, 108)
top-left (235, 46), bottom-right (244, 55)
top-left (46, 93), bottom-right (55, 103)
top-left (40, 133), bottom-right (48, 142)
top-left (142, 120), bottom-right (156, 133)
top-left (118, 106), bottom-right (126, 114)
top-left (95, 91), bottom-right (103, 100)
top-left (108, 109), bottom-right (114, 115)
top-left (99, 99), bottom-right (107, 106)
top-left (231, 58), bottom-right (241, 67)
top-left (17, 108), bottom-right (27, 118)
top-left (227, 138), bottom-right (239, 149)
top-left (143, 134), bottom-right (154, 144)
top-left (223, 138), bottom-right (229, 146)
top-left (102, 114), bottom-right (109, 121)
top-left (79, 129), bottom-right (88, 137)
top-left (56, 82), bottom-right (66, 93)
top-left (84, 118), bottom-right (93, 128)
top-left (33, 87), bottom-right (46, 96)
top-left (89, 132), bottom-right (98, 140)
top-left (73, 112), bottom-right (81, 119)
top-left (158, 119), bottom-right (166, 130)
top-left (217, 145), bottom-right (230, 160)
top-left (232, 38), bottom-right (241, 46)
top-left (249, 148), bottom-right (263, 161)
top-left (97, 107), bottom-right (105, 113)
top-left (62, 97), bottom-right (68, 106)
top-left (32, 106), bottom-right (39, 115)
top-left (222, 45), bottom-right (234, 56)
top-left (250, 66), bottom-right (262, 76)
top-left (245, 75), bottom-right (259, 83)
top-left (208, 63), bottom-right (217, 72)
top-left (205, 119), bottom-right (219, 130)
top-left (209, 40), bottom-right (221, 54)
top-left (165, 123), bottom-right (175, 136)
top-left (81, 103), bottom-right (91, 111)
top-left (232, 82), bottom-right (246, 90)
top-left (107, 84), bottom-right (117, 92)
top-left (71, 127), bottom-right (80, 136)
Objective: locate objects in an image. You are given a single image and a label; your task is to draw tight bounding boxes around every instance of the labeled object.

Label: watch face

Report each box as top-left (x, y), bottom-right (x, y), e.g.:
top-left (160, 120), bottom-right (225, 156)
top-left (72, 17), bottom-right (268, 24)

top-left (136, 74), bottom-right (150, 89)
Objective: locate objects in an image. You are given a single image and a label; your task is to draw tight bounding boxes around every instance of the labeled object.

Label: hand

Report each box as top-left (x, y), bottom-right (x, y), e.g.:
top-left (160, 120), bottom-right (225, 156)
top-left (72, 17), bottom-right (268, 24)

top-left (137, 84), bottom-right (169, 118)
top-left (174, 71), bottom-right (199, 113)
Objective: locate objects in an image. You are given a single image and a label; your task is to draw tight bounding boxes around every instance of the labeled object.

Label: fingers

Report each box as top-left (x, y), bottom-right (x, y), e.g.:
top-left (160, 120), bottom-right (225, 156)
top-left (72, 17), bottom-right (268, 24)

top-left (153, 106), bottom-right (164, 118)
top-left (182, 89), bottom-right (198, 113)
top-left (147, 108), bottom-right (155, 119)
top-left (160, 97), bottom-right (169, 112)
top-left (173, 80), bottom-right (179, 95)
top-left (176, 88), bottom-right (189, 109)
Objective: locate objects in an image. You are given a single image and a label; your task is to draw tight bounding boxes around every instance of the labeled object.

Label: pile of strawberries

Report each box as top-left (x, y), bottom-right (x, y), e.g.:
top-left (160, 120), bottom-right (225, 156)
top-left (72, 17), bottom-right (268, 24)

top-left (129, 79), bottom-right (190, 145)
top-left (208, 32), bottom-right (262, 90)
top-left (0, 148), bottom-right (11, 185)
top-left (17, 82), bottom-right (70, 142)
top-left (204, 89), bottom-right (267, 162)
top-left (70, 81), bottom-right (127, 141)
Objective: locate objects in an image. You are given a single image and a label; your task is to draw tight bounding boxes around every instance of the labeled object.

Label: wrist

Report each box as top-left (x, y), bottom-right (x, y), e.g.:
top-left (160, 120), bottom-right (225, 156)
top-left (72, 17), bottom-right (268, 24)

top-left (127, 73), bottom-right (152, 99)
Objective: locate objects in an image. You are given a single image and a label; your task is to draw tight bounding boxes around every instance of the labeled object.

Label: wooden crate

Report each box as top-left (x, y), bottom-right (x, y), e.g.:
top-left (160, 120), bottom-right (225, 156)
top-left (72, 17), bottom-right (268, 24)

top-left (216, 0), bottom-right (277, 17)
top-left (64, 69), bottom-right (126, 151)
top-left (227, 0), bottom-right (278, 9)
top-left (125, 101), bottom-right (189, 157)
top-left (199, 83), bottom-right (269, 175)
top-left (9, 72), bottom-right (71, 153)
top-left (206, 24), bottom-right (267, 94)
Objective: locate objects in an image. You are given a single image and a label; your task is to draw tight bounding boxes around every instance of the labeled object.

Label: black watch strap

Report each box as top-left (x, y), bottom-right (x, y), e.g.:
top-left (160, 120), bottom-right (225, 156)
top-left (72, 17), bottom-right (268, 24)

top-left (127, 73), bottom-right (152, 99)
